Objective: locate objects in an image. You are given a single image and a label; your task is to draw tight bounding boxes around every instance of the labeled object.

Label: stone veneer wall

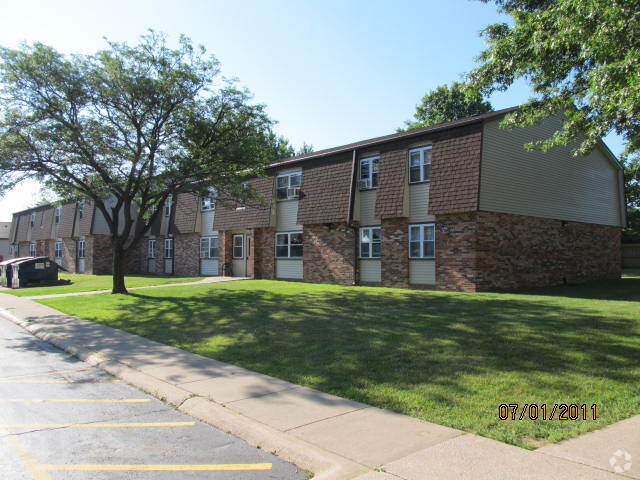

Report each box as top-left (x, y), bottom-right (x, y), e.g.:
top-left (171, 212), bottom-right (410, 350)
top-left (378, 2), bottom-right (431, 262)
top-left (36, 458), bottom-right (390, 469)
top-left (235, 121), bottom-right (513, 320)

top-left (380, 218), bottom-right (410, 288)
top-left (303, 223), bottom-right (355, 285)
top-left (173, 233), bottom-right (200, 276)
top-left (254, 227), bottom-right (276, 279)
top-left (474, 211), bottom-right (621, 290)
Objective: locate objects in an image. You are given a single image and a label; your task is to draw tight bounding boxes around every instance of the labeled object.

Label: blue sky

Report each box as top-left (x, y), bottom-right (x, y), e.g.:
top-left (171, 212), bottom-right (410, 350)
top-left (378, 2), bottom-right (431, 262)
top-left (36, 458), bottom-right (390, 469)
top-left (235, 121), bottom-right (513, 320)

top-left (0, 0), bottom-right (625, 221)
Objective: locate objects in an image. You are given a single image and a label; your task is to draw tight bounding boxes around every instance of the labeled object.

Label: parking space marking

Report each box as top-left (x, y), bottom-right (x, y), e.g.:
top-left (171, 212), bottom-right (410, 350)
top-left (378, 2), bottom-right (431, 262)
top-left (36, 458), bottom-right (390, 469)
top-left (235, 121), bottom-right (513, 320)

top-left (0, 413), bottom-right (52, 480)
top-left (0, 379), bottom-right (120, 384)
top-left (41, 463), bottom-right (273, 471)
top-left (1, 422), bottom-right (196, 428)
top-left (0, 367), bottom-right (94, 380)
top-left (0, 398), bottom-right (150, 403)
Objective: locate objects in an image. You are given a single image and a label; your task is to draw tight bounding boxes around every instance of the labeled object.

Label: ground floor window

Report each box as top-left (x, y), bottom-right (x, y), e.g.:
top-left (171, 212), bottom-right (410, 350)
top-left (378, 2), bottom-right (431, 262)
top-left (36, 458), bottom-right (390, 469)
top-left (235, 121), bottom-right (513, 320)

top-left (200, 236), bottom-right (219, 259)
top-left (164, 238), bottom-right (174, 259)
top-left (77, 239), bottom-right (85, 259)
top-left (409, 223), bottom-right (435, 258)
top-left (232, 234), bottom-right (244, 259)
top-left (54, 240), bottom-right (62, 259)
top-left (148, 239), bottom-right (156, 258)
top-left (360, 227), bottom-right (381, 258)
top-left (276, 231), bottom-right (303, 258)
top-left (29, 243), bottom-right (36, 257)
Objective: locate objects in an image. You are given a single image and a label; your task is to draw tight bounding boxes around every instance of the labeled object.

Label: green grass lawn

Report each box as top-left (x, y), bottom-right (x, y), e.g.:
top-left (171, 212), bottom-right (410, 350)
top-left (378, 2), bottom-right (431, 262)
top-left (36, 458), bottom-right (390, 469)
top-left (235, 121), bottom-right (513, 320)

top-left (36, 272), bottom-right (640, 449)
top-left (4, 273), bottom-right (205, 297)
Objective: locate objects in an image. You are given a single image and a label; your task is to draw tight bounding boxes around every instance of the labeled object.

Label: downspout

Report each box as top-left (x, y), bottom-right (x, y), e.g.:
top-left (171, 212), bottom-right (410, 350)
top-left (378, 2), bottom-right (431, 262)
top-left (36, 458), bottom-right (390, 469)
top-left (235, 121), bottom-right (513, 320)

top-left (347, 148), bottom-right (359, 286)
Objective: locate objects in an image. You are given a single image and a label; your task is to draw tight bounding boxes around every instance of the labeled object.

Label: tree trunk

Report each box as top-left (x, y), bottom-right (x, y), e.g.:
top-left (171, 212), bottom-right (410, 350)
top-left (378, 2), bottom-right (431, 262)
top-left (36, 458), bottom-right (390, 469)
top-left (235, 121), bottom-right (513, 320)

top-left (111, 244), bottom-right (128, 294)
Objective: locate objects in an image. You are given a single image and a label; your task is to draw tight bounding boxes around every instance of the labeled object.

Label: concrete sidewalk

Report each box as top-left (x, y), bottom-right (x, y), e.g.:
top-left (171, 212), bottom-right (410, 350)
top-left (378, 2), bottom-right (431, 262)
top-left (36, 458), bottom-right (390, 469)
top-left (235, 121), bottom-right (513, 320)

top-left (0, 293), bottom-right (634, 480)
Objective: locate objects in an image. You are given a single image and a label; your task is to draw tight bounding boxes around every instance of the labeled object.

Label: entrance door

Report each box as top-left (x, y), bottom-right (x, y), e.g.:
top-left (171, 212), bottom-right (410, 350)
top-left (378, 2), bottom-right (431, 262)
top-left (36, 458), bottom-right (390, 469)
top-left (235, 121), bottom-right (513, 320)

top-left (77, 239), bottom-right (86, 273)
top-left (231, 234), bottom-right (246, 277)
top-left (164, 238), bottom-right (174, 275)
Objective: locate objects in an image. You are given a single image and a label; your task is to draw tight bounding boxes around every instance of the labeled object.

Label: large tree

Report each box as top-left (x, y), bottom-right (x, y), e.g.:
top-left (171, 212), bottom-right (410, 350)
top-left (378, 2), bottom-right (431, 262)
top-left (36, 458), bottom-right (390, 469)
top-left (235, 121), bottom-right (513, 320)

top-left (467, 0), bottom-right (640, 155)
top-left (0, 32), bottom-right (280, 293)
top-left (623, 152), bottom-right (640, 242)
top-left (403, 81), bottom-right (492, 130)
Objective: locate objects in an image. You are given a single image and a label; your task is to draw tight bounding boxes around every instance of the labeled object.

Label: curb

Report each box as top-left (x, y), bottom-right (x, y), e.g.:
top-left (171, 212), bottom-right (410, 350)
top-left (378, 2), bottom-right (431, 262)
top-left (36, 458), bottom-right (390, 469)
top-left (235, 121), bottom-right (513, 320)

top-left (0, 306), bottom-right (368, 480)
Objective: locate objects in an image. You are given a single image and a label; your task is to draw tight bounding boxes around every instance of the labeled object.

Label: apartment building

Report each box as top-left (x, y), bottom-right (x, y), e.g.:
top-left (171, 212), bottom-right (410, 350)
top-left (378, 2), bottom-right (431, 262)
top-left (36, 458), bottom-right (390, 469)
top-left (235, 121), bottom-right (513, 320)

top-left (143, 107), bottom-right (624, 291)
top-left (8, 199), bottom-right (139, 274)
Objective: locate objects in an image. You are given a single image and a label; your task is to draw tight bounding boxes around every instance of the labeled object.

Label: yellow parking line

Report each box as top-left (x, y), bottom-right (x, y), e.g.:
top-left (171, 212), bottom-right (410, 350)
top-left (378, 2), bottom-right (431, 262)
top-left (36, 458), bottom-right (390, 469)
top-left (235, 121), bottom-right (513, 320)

top-left (1, 422), bottom-right (195, 428)
top-left (42, 463), bottom-right (273, 471)
top-left (0, 398), bottom-right (150, 403)
top-left (0, 367), bottom-right (93, 380)
top-left (0, 412), bottom-right (51, 480)
top-left (0, 379), bottom-right (119, 384)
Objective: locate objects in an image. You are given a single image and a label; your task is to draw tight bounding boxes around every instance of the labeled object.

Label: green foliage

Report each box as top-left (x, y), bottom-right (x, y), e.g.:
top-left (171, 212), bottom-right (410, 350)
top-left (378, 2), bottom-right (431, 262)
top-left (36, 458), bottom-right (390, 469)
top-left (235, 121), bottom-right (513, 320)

top-left (623, 152), bottom-right (640, 242)
top-left (296, 142), bottom-right (314, 156)
top-left (468, 0), bottom-right (640, 155)
top-left (403, 81), bottom-right (492, 130)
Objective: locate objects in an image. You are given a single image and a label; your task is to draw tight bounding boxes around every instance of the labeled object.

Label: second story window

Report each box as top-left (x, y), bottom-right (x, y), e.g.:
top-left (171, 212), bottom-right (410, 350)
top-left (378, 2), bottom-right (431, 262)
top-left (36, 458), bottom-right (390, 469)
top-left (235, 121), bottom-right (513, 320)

top-left (55, 206), bottom-right (62, 224)
top-left (30, 212), bottom-right (36, 227)
top-left (78, 200), bottom-right (85, 219)
top-left (276, 172), bottom-right (302, 200)
top-left (359, 156), bottom-right (379, 190)
top-left (201, 188), bottom-right (216, 211)
top-left (148, 239), bottom-right (156, 259)
top-left (236, 184), bottom-right (249, 211)
top-left (409, 145), bottom-right (432, 183)
top-left (164, 194), bottom-right (173, 217)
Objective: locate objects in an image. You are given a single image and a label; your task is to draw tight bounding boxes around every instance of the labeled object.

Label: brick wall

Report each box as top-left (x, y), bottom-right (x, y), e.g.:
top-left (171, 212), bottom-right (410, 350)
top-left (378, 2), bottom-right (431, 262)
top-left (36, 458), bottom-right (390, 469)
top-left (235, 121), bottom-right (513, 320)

top-left (254, 227), bottom-right (276, 279)
top-left (303, 223), bottom-right (355, 285)
top-left (474, 211), bottom-right (621, 290)
top-left (435, 213), bottom-right (480, 292)
top-left (173, 233), bottom-right (200, 276)
top-left (380, 218), bottom-right (410, 288)
top-left (91, 235), bottom-right (139, 275)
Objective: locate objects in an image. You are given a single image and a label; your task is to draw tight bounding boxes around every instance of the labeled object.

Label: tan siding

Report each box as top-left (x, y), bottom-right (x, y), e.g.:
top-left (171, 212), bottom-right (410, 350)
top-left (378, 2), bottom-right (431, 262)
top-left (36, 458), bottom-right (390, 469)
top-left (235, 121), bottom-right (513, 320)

top-left (276, 200), bottom-right (302, 232)
top-left (359, 259), bottom-right (381, 282)
top-left (410, 260), bottom-right (436, 285)
top-left (201, 210), bottom-right (216, 236)
top-left (480, 118), bottom-right (623, 226)
top-left (358, 190), bottom-right (379, 226)
top-left (409, 183), bottom-right (436, 223)
top-left (276, 259), bottom-right (303, 279)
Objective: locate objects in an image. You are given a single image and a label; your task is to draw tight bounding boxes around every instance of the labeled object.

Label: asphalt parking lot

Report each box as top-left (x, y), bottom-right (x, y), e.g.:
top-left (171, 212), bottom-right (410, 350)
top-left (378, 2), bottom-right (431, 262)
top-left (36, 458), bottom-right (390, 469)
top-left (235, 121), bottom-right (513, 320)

top-left (0, 317), bottom-right (305, 480)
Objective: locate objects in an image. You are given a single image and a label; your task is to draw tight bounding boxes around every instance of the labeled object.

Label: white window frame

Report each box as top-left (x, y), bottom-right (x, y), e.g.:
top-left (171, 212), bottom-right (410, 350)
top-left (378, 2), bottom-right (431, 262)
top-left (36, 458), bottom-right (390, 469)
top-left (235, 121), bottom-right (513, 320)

top-left (276, 172), bottom-right (302, 201)
top-left (275, 231), bottom-right (303, 259)
top-left (54, 206), bottom-right (61, 224)
top-left (409, 223), bottom-right (436, 259)
top-left (164, 237), bottom-right (174, 259)
top-left (30, 212), bottom-right (36, 227)
top-left (78, 200), bottom-right (85, 219)
top-left (54, 239), bottom-right (63, 259)
top-left (148, 239), bottom-right (156, 259)
top-left (29, 242), bottom-right (36, 257)
top-left (232, 234), bottom-right (244, 259)
top-left (359, 226), bottom-right (381, 259)
top-left (408, 145), bottom-right (432, 184)
top-left (164, 194), bottom-right (173, 217)
top-left (201, 188), bottom-right (216, 211)
top-left (359, 155), bottom-right (379, 190)
top-left (77, 238), bottom-right (85, 259)
top-left (200, 236), bottom-right (219, 259)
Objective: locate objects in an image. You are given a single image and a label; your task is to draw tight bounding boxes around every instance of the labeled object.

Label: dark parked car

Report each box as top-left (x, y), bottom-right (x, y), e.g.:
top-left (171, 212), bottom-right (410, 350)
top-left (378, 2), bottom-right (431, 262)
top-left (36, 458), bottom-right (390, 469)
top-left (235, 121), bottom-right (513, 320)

top-left (6, 257), bottom-right (67, 289)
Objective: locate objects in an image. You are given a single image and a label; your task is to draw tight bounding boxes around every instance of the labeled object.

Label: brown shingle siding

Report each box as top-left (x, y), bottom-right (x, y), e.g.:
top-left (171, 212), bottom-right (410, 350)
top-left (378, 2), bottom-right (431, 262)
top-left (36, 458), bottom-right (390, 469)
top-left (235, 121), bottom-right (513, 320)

top-left (375, 150), bottom-right (406, 218)
top-left (32, 207), bottom-right (54, 241)
top-left (170, 193), bottom-right (199, 234)
top-left (78, 200), bottom-right (95, 235)
top-left (9, 215), bottom-right (19, 243)
top-left (15, 213), bottom-right (30, 242)
top-left (57, 203), bottom-right (76, 238)
top-left (214, 176), bottom-right (274, 230)
top-left (297, 152), bottom-right (352, 225)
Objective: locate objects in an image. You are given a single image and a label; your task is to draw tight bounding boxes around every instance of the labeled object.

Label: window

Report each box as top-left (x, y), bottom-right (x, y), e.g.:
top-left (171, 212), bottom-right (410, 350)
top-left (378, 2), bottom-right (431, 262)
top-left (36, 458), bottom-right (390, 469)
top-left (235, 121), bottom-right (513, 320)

top-left (232, 234), bottom-right (244, 259)
top-left (359, 156), bottom-right (379, 189)
top-left (164, 238), bottom-right (174, 259)
top-left (148, 239), bottom-right (156, 259)
top-left (201, 188), bottom-right (216, 211)
top-left (235, 184), bottom-right (249, 211)
top-left (164, 194), bottom-right (173, 217)
top-left (409, 224), bottom-right (435, 259)
top-left (30, 212), bottom-right (36, 227)
top-left (200, 236), bottom-right (219, 259)
top-left (29, 243), bottom-right (36, 257)
top-left (275, 232), bottom-right (303, 258)
top-left (409, 146), bottom-right (432, 183)
top-left (360, 227), bottom-right (381, 258)
top-left (55, 239), bottom-right (62, 259)
top-left (78, 200), bottom-right (85, 219)
top-left (55, 206), bottom-right (61, 224)
top-left (77, 239), bottom-right (85, 259)
top-left (276, 172), bottom-right (302, 200)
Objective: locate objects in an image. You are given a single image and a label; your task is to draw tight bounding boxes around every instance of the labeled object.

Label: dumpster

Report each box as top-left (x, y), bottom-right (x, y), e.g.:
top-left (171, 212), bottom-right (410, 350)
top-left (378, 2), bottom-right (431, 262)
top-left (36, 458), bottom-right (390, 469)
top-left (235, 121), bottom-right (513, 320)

top-left (9, 257), bottom-right (67, 289)
top-left (0, 257), bottom-right (33, 288)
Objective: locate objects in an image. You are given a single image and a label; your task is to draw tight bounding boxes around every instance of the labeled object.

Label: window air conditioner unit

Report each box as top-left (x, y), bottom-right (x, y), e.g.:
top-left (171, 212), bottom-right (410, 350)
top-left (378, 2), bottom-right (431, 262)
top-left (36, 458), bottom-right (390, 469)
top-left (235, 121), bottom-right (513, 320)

top-left (288, 187), bottom-right (300, 199)
top-left (360, 179), bottom-right (370, 189)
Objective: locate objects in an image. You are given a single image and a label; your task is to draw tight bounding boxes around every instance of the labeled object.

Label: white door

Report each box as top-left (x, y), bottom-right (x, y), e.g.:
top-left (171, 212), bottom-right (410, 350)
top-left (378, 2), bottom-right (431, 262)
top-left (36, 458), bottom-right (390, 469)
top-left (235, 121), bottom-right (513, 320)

top-left (231, 234), bottom-right (246, 277)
